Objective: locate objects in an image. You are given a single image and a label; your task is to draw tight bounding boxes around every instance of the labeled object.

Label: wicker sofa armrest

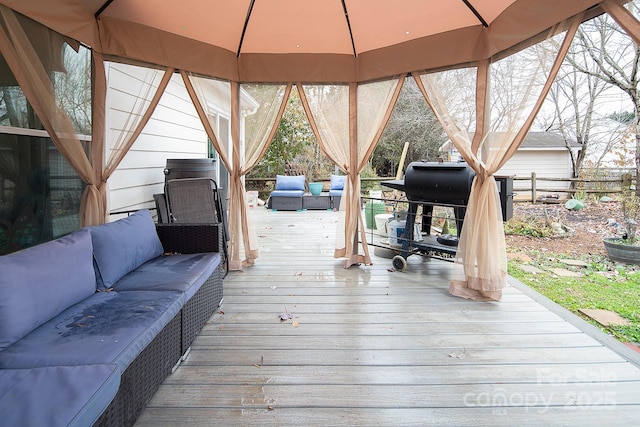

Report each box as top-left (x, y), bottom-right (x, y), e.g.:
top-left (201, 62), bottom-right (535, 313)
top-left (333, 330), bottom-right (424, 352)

top-left (156, 223), bottom-right (221, 254)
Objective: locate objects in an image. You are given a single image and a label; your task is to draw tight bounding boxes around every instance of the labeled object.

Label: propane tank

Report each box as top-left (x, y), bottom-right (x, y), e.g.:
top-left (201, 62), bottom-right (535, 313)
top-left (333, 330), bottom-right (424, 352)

top-left (387, 218), bottom-right (406, 248)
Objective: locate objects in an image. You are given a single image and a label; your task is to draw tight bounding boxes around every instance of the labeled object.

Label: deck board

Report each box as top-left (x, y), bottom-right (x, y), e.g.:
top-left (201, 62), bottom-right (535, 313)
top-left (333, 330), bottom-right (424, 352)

top-left (163, 363), bottom-right (640, 385)
top-left (135, 208), bottom-right (640, 426)
top-left (193, 333), bottom-right (605, 350)
top-left (136, 407), bottom-right (640, 426)
top-left (204, 322), bottom-right (580, 335)
top-left (182, 347), bottom-right (626, 366)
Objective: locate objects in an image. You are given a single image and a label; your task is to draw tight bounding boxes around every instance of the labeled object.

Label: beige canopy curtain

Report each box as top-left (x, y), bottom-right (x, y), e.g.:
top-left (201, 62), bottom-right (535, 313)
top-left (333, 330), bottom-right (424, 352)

top-left (0, 4), bottom-right (100, 226)
top-left (182, 70), bottom-right (290, 270)
top-left (229, 82), bottom-right (291, 270)
top-left (413, 16), bottom-right (582, 301)
top-left (91, 51), bottom-right (106, 221)
top-left (299, 77), bottom-right (404, 267)
top-left (603, 0), bottom-right (640, 44)
top-left (99, 60), bottom-right (173, 219)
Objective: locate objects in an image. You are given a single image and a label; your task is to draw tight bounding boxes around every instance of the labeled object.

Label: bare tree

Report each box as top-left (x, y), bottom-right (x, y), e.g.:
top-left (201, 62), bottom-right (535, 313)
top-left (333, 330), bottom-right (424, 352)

top-left (565, 12), bottom-right (640, 195)
top-left (53, 44), bottom-right (91, 136)
top-left (538, 41), bottom-right (625, 181)
top-left (373, 78), bottom-right (446, 177)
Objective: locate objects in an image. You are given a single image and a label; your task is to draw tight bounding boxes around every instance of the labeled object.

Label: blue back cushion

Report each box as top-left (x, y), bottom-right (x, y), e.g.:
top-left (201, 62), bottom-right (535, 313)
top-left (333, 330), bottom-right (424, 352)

top-left (330, 174), bottom-right (346, 190)
top-left (89, 210), bottom-right (164, 289)
top-left (0, 229), bottom-right (96, 351)
top-left (275, 175), bottom-right (305, 191)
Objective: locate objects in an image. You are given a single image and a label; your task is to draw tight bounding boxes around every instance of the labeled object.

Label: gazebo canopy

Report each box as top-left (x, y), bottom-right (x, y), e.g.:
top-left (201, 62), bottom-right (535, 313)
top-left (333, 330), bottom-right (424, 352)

top-left (1, 0), bottom-right (607, 83)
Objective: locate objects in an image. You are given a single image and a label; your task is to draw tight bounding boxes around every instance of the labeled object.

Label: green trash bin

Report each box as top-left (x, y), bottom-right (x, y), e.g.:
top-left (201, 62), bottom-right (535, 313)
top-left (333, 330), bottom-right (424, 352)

top-left (365, 201), bottom-right (386, 229)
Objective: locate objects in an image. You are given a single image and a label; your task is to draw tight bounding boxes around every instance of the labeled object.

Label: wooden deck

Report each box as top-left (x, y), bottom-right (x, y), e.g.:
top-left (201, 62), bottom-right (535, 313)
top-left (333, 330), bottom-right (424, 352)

top-left (136, 208), bottom-right (640, 426)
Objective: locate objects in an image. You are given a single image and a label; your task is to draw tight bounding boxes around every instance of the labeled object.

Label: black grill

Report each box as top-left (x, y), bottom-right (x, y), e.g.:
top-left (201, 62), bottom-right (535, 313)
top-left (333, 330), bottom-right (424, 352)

top-left (382, 161), bottom-right (513, 237)
top-left (404, 162), bottom-right (475, 206)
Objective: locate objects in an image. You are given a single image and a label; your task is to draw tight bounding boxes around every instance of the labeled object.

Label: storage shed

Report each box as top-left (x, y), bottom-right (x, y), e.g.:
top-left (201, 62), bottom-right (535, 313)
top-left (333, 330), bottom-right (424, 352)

top-left (442, 132), bottom-right (580, 200)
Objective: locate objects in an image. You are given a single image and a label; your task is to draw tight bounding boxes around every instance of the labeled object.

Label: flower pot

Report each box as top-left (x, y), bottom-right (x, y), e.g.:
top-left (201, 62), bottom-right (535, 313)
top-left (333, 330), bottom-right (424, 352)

top-left (308, 182), bottom-right (323, 195)
top-left (603, 237), bottom-right (640, 265)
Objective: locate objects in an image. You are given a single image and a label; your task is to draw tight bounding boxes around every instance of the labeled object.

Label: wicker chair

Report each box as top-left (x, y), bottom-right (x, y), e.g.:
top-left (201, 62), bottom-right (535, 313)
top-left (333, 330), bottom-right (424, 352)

top-left (268, 174), bottom-right (305, 211)
top-left (165, 178), bottom-right (219, 222)
top-left (153, 193), bottom-right (169, 223)
top-left (329, 174), bottom-right (346, 209)
top-left (164, 177), bottom-right (229, 277)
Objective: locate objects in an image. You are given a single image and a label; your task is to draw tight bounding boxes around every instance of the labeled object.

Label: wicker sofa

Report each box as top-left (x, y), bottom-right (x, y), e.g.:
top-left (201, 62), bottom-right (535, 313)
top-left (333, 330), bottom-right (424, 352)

top-left (0, 210), bottom-right (224, 427)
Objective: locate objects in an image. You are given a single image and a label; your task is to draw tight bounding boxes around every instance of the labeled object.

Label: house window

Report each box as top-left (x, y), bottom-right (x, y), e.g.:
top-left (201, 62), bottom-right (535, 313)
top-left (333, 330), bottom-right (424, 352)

top-left (206, 113), bottom-right (230, 191)
top-left (0, 130), bottom-right (88, 254)
top-left (0, 25), bottom-right (90, 254)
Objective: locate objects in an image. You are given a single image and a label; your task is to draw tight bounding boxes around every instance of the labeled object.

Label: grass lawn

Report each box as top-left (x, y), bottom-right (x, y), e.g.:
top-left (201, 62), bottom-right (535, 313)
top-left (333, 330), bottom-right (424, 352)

top-left (508, 253), bottom-right (640, 344)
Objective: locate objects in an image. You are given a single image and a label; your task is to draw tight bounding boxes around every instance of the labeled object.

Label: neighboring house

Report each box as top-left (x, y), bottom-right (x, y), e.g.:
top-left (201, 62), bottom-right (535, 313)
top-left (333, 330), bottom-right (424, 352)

top-left (441, 132), bottom-right (580, 200)
top-left (106, 63), bottom-right (258, 218)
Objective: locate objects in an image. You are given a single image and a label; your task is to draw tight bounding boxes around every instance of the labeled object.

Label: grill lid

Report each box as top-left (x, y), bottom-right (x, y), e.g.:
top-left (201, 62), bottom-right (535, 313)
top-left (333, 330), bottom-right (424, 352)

top-left (403, 161), bottom-right (475, 205)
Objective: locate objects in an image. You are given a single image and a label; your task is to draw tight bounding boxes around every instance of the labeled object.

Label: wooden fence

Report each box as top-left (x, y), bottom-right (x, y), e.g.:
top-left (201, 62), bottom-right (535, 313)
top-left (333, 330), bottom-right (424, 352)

top-left (512, 172), bottom-right (636, 203)
top-left (245, 172), bottom-right (637, 204)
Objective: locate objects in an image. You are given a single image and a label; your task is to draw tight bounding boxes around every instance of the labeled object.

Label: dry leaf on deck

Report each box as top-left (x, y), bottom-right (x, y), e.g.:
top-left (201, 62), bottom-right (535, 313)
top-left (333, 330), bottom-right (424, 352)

top-left (448, 350), bottom-right (466, 359)
top-left (279, 308), bottom-right (293, 321)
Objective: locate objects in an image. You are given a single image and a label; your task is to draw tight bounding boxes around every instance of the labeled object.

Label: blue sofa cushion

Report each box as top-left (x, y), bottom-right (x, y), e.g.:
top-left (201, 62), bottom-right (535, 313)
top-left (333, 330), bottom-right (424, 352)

top-left (0, 229), bottom-right (96, 351)
top-left (89, 209), bottom-right (164, 289)
top-left (113, 252), bottom-right (221, 300)
top-left (329, 189), bottom-right (343, 196)
top-left (0, 290), bottom-right (184, 372)
top-left (330, 174), bottom-right (346, 191)
top-left (270, 190), bottom-right (304, 198)
top-left (275, 175), bottom-right (305, 191)
top-left (0, 364), bottom-right (120, 427)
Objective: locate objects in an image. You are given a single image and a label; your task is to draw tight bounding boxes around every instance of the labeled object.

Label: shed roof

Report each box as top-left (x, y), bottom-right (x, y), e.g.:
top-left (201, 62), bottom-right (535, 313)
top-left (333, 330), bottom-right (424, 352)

top-left (520, 132), bottom-right (581, 149)
top-left (441, 132), bottom-right (580, 154)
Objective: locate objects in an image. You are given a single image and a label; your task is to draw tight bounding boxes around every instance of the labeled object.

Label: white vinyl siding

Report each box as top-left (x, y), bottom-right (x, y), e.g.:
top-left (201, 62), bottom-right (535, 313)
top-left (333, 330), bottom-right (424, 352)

top-left (497, 149), bottom-right (573, 199)
top-left (105, 65), bottom-right (208, 216)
